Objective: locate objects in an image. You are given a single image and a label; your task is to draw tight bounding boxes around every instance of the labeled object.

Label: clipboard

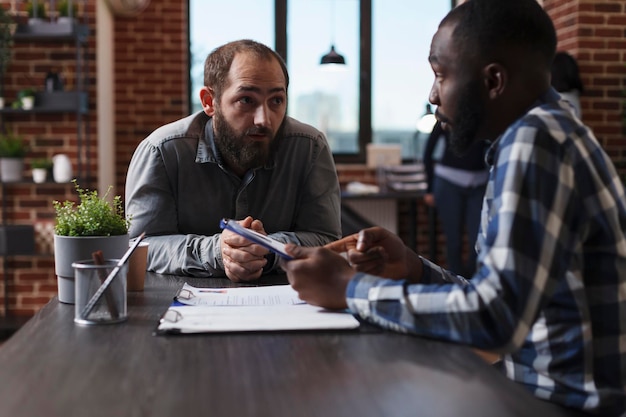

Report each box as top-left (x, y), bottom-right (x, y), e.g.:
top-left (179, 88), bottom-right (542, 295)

top-left (155, 283), bottom-right (360, 335)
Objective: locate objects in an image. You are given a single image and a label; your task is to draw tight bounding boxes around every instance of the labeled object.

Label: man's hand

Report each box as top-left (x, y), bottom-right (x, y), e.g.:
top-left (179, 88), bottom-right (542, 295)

top-left (220, 216), bottom-right (270, 282)
top-left (281, 245), bottom-right (353, 310)
top-left (325, 226), bottom-right (422, 281)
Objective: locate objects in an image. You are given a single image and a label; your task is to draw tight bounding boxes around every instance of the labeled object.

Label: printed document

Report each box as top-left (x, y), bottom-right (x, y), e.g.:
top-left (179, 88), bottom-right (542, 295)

top-left (156, 283), bottom-right (360, 334)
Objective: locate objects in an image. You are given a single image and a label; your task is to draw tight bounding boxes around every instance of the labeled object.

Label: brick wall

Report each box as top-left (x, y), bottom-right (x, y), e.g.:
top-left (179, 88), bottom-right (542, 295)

top-left (544, 0), bottom-right (626, 176)
top-left (113, 0), bottom-right (188, 192)
top-left (1, 0), bottom-right (625, 319)
top-left (0, 0), bottom-right (187, 318)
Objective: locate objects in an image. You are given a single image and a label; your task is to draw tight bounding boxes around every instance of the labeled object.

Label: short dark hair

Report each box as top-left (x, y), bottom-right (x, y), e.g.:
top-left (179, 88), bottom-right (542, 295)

top-left (203, 39), bottom-right (289, 101)
top-left (551, 51), bottom-right (584, 93)
top-left (442, 0), bottom-right (557, 70)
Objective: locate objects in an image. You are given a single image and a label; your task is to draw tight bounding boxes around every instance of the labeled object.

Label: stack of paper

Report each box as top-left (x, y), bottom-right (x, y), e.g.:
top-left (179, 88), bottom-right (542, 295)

top-left (156, 283), bottom-right (360, 334)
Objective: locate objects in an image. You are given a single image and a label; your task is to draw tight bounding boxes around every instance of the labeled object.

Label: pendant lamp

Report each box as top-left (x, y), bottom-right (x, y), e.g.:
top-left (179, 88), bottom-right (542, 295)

top-left (320, 45), bottom-right (346, 65)
top-left (320, 0), bottom-right (346, 66)
top-left (417, 104), bottom-right (437, 134)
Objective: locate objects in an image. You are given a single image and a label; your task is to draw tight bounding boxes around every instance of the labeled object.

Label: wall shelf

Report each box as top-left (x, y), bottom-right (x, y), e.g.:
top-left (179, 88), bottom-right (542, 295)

top-left (12, 22), bottom-right (89, 42)
top-left (1, 20), bottom-right (91, 320)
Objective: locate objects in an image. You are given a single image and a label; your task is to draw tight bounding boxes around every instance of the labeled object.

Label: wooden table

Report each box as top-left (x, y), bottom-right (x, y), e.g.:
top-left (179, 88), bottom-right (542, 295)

top-left (0, 272), bottom-right (576, 417)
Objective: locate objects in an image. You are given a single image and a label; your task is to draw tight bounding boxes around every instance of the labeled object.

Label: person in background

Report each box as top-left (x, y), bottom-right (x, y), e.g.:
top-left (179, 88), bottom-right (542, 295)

top-left (125, 39), bottom-right (341, 282)
top-left (281, 0), bottom-right (626, 415)
top-left (423, 119), bottom-right (489, 277)
top-left (550, 51), bottom-right (584, 117)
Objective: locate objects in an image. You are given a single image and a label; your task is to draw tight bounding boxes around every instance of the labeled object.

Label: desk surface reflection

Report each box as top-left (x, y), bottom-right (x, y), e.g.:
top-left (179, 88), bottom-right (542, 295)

top-left (0, 272), bottom-right (576, 417)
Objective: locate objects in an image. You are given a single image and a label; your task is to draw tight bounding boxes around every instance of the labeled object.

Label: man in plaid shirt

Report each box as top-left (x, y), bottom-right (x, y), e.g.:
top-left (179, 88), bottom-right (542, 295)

top-left (282, 0), bottom-right (626, 415)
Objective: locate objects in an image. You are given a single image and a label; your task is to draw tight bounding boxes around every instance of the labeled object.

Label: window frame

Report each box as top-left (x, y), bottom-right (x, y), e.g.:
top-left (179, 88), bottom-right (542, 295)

top-left (188, 0), bottom-right (454, 164)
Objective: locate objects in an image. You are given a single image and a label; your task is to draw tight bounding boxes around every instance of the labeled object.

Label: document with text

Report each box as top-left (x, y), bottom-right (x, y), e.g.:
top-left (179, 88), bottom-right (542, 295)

top-left (156, 283), bottom-right (360, 335)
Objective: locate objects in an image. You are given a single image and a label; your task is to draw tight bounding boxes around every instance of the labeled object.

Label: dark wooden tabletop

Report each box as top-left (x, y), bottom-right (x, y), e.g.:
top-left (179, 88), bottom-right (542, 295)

top-left (0, 272), bottom-right (577, 417)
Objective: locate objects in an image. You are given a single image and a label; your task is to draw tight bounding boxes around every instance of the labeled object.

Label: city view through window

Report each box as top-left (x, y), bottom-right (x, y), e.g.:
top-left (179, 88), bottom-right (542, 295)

top-left (190, 1), bottom-right (450, 160)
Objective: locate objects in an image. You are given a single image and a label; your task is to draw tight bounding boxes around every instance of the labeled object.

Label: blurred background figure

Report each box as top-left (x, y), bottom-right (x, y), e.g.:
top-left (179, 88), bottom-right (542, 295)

top-left (551, 51), bottom-right (584, 117)
top-left (423, 121), bottom-right (489, 277)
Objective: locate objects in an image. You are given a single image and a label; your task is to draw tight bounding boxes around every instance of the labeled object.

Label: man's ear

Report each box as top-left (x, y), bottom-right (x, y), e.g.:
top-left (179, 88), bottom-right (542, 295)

top-left (199, 86), bottom-right (216, 116)
top-left (483, 63), bottom-right (507, 100)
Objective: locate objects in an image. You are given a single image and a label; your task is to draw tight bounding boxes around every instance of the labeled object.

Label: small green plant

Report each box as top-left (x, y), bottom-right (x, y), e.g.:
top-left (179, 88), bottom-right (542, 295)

top-left (17, 88), bottom-right (35, 99)
top-left (30, 157), bottom-right (53, 169)
top-left (57, 0), bottom-right (77, 17)
top-left (0, 130), bottom-right (28, 157)
top-left (26, 1), bottom-right (47, 19)
top-left (0, 7), bottom-right (14, 97)
top-left (53, 180), bottom-right (131, 237)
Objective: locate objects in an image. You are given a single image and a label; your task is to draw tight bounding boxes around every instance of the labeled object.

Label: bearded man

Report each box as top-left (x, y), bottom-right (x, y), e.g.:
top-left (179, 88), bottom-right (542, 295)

top-left (126, 39), bottom-right (341, 282)
top-left (282, 1), bottom-right (626, 415)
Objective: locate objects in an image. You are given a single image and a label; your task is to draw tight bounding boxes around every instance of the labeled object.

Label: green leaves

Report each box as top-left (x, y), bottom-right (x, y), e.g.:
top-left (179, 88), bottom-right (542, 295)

top-left (0, 130), bottom-right (28, 157)
top-left (53, 180), bottom-right (131, 237)
top-left (0, 6), bottom-right (14, 83)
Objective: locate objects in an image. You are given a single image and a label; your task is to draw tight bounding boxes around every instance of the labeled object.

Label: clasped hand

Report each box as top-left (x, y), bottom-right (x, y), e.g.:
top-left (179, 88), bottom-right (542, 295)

top-left (220, 216), bottom-right (270, 282)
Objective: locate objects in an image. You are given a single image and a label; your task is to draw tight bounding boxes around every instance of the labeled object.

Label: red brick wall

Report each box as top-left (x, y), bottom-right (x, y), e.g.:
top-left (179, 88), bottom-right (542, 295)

top-left (113, 0), bottom-right (188, 193)
top-left (1, 0), bottom-right (625, 318)
top-left (0, 0), bottom-right (187, 318)
top-left (0, 0), bottom-right (97, 317)
top-left (544, 0), bottom-right (626, 175)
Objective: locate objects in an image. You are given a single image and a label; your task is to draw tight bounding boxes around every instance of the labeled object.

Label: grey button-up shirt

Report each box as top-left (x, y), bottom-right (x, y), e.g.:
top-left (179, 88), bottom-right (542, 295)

top-left (125, 112), bottom-right (341, 277)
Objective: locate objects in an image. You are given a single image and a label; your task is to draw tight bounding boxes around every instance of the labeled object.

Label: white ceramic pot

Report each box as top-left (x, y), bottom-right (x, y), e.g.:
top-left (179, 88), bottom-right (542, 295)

top-left (21, 96), bottom-right (34, 110)
top-left (52, 154), bottom-right (73, 183)
top-left (32, 168), bottom-right (47, 183)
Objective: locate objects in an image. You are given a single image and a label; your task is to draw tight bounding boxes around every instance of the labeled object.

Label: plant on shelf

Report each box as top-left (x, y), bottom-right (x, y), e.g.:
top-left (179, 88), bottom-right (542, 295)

top-left (30, 157), bottom-right (52, 183)
top-left (0, 129), bottom-right (28, 182)
top-left (13, 87), bottom-right (36, 109)
top-left (31, 157), bottom-right (53, 170)
top-left (26, 0), bottom-right (47, 22)
top-left (0, 6), bottom-right (14, 107)
top-left (0, 129), bottom-right (28, 158)
top-left (57, 0), bottom-right (78, 19)
top-left (31, 157), bottom-right (53, 169)
top-left (53, 180), bottom-right (132, 304)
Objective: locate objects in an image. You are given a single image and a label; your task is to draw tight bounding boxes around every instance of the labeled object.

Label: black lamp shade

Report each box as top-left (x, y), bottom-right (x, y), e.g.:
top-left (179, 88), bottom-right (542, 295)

top-left (320, 45), bottom-right (346, 65)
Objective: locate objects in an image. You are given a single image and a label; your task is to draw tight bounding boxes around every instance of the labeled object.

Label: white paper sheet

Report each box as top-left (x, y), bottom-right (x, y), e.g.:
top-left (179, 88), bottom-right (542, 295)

top-left (157, 283), bottom-right (360, 334)
top-left (175, 283), bottom-right (305, 306)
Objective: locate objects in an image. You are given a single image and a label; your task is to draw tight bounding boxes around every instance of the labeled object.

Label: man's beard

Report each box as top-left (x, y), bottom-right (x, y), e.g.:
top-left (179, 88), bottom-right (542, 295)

top-left (213, 107), bottom-right (284, 172)
top-left (446, 79), bottom-right (486, 156)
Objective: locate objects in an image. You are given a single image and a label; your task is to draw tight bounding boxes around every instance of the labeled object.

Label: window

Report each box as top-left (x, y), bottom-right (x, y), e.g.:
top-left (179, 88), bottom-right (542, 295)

top-left (287, 0), bottom-right (360, 155)
top-left (371, 1), bottom-right (449, 160)
top-left (188, 0), bottom-right (274, 114)
top-left (188, 0), bottom-right (451, 162)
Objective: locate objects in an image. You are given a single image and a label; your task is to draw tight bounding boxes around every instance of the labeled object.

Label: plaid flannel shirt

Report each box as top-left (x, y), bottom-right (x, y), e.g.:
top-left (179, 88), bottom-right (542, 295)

top-left (346, 88), bottom-right (626, 415)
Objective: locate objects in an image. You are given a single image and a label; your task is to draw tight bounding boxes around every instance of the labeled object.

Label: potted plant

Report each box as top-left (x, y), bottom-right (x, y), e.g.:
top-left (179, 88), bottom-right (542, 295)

top-left (0, 6), bottom-right (14, 108)
top-left (26, 0), bottom-right (47, 24)
top-left (0, 130), bottom-right (28, 182)
top-left (17, 87), bottom-right (36, 110)
top-left (53, 180), bottom-right (131, 304)
top-left (30, 157), bottom-right (52, 183)
top-left (57, 0), bottom-right (77, 24)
